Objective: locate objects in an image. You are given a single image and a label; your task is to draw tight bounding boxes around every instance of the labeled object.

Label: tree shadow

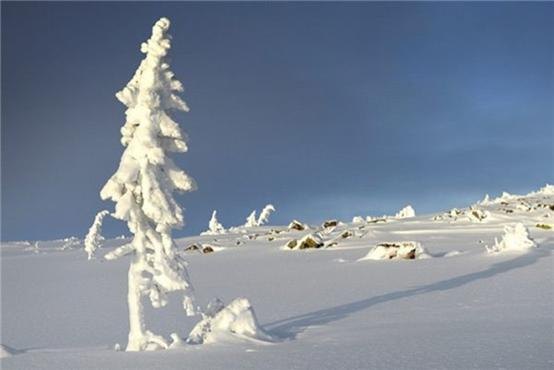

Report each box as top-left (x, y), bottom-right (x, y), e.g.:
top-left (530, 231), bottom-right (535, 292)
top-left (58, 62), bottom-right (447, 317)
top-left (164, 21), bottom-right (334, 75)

top-left (265, 248), bottom-right (551, 340)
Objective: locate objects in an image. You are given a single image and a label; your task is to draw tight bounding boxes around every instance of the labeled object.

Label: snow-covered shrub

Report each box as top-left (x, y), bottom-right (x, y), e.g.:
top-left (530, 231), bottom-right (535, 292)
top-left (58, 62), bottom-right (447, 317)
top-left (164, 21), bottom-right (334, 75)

top-left (86, 18), bottom-right (197, 351)
top-left (352, 216), bottom-right (365, 224)
top-left (187, 298), bottom-right (274, 344)
top-left (84, 210), bottom-right (109, 259)
top-left (486, 223), bottom-right (536, 253)
top-left (359, 241), bottom-right (430, 261)
top-left (201, 210), bottom-right (225, 235)
top-left (395, 205), bottom-right (415, 219)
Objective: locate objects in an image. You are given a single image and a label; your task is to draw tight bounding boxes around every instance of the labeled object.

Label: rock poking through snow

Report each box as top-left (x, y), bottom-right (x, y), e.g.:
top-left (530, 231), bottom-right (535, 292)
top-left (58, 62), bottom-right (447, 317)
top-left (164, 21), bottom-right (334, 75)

top-left (285, 234), bottom-right (324, 250)
top-left (322, 220), bottom-right (339, 228)
top-left (288, 220), bottom-right (306, 231)
top-left (359, 241), bottom-right (430, 261)
top-left (187, 298), bottom-right (274, 344)
top-left (486, 223), bottom-right (536, 253)
top-left (467, 207), bottom-right (490, 222)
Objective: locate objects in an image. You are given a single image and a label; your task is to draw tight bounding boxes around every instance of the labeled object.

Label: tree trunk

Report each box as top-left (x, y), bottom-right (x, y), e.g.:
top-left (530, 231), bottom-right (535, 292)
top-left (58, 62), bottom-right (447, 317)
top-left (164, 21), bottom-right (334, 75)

top-left (126, 256), bottom-right (146, 351)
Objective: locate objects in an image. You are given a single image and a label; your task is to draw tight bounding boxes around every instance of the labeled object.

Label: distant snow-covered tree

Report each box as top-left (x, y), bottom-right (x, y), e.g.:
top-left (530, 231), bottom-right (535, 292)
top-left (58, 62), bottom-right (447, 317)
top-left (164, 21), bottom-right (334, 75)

top-left (84, 210), bottom-right (109, 259)
top-left (86, 18), bottom-right (197, 351)
top-left (241, 205), bottom-right (276, 228)
top-left (244, 210), bottom-right (258, 227)
top-left (257, 204), bottom-right (275, 226)
top-left (201, 210), bottom-right (225, 235)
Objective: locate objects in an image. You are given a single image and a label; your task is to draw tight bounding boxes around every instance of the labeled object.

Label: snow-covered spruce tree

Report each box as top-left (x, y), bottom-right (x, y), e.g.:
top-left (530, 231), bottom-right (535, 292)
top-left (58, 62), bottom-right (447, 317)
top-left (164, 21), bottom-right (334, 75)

top-left (257, 204), bottom-right (275, 226)
top-left (244, 210), bottom-right (258, 227)
top-left (84, 210), bottom-right (109, 260)
top-left (242, 204), bottom-right (276, 228)
top-left (201, 210), bottom-right (225, 235)
top-left (90, 18), bottom-right (197, 351)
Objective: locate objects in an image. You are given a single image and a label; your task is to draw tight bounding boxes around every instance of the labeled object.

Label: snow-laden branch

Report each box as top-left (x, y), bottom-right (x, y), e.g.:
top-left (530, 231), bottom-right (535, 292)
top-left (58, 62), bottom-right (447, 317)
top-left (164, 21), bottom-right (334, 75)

top-left (104, 243), bottom-right (135, 261)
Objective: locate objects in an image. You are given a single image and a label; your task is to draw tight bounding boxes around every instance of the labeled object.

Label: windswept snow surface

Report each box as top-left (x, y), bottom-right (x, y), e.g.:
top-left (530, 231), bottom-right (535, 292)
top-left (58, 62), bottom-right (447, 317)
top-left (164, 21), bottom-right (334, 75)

top-left (2, 187), bottom-right (553, 369)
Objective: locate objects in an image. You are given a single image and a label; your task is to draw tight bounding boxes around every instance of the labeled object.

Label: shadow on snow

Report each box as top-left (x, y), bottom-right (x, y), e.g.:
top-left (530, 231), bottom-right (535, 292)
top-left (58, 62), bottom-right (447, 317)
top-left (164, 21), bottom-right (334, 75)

top-left (265, 248), bottom-right (552, 340)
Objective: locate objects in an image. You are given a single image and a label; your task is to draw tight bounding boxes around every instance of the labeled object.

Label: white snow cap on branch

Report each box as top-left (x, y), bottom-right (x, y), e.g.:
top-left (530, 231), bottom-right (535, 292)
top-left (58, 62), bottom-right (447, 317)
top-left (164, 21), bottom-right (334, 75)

top-left (84, 210), bottom-right (110, 260)
top-left (87, 17), bottom-right (197, 352)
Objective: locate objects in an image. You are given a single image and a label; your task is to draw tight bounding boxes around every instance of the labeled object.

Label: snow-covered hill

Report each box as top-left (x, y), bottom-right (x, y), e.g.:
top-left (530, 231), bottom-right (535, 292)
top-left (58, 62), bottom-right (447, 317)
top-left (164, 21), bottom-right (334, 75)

top-left (2, 186), bottom-right (553, 369)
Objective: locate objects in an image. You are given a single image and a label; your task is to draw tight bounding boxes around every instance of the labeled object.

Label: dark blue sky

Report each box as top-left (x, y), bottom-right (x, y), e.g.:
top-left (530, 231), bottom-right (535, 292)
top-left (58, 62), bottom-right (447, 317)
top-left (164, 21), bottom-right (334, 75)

top-left (2, 2), bottom-right (553, 241)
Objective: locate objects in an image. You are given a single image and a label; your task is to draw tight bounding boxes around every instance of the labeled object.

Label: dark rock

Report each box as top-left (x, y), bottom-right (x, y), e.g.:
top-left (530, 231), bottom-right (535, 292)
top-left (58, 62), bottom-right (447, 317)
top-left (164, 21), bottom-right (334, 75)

top-left (288, 220), bottom-right (305, 231)
top-left (322, 220), bottom-right (338, 228)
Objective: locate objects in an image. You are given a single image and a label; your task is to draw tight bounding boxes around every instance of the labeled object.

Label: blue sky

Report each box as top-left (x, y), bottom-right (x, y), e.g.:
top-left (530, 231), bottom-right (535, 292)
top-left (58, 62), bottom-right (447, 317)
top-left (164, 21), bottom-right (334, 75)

top-left (2, 2), bottom-right (553, 241)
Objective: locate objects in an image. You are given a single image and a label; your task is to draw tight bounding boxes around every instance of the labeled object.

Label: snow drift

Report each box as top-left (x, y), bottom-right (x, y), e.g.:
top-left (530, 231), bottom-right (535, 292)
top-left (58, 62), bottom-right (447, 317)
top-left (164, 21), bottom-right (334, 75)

top-left (0, 344), bottom-right (17, 359)
top-left (187, 298), bottom-right (274, 344)
top-left (359, 241), bottom-right (430, 260)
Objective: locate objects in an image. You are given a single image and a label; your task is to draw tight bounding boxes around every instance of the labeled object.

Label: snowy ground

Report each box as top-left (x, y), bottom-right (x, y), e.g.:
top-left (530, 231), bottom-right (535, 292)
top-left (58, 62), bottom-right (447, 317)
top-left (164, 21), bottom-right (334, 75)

top-left (2, 187), bottom-right (553, 369)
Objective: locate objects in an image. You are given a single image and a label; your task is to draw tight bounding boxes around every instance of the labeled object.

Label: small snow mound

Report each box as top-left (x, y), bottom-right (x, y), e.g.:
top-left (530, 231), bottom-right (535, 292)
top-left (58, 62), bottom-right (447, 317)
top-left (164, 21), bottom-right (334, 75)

top-left (352, 216), bottom-right (365, 224)
top-left (0, 344), bottom-right (17, 358)
top-left (359, 241), bottom-right (429, 261)
top-left (444, 250), bottom-right (463, 257)
top-left (187, 298), bottom-right (274, 344)
top-left (486, 223), bottom-right (537, 253)
top-left (395, 205), bottom-right (415, 219)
